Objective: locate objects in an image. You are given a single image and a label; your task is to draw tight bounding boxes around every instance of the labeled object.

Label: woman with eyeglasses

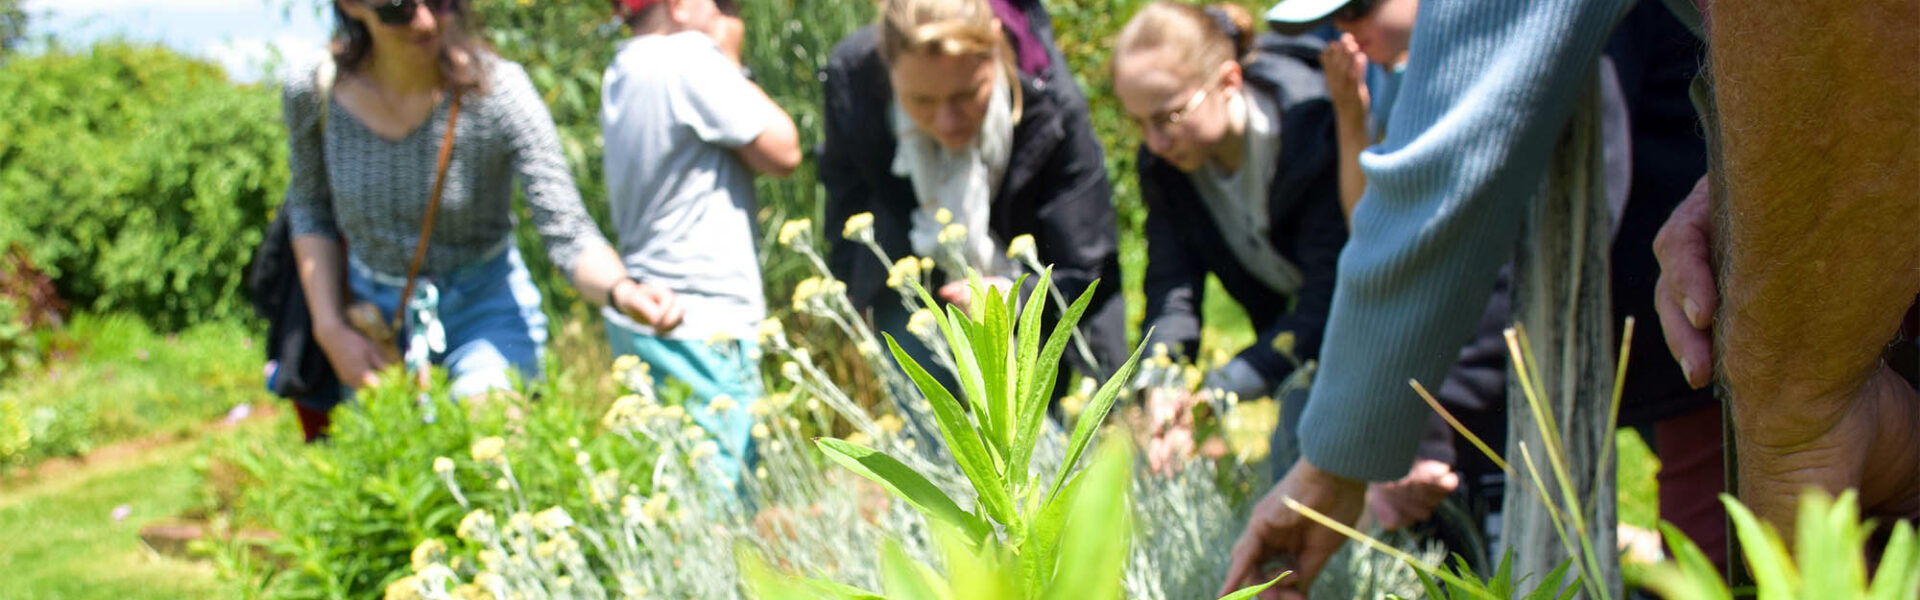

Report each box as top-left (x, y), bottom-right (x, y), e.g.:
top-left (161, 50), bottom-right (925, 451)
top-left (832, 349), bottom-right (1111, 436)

top-left (818, 0), bottom-right (1128, 396)
top-left (1110, 2), bottom-right (1344, 470)
top-left (278, 0), bottom-right (653, 438)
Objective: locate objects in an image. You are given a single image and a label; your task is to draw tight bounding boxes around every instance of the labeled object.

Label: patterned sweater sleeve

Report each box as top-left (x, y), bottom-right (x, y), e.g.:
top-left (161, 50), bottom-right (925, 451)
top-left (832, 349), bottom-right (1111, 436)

top-left (280, 63), bottom-right (337, 240)
top-left (492, 62), bottom-right (606, 275)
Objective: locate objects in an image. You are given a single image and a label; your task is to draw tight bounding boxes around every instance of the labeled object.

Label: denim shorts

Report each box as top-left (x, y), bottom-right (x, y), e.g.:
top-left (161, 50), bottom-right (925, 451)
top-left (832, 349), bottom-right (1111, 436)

top-left (348, 245), bottom-right (548, 399)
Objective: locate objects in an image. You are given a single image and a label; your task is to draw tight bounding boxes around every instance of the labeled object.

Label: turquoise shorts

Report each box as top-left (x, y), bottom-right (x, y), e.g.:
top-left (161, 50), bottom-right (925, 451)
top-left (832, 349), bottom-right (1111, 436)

top-left (605, 323), bottom-right (763, 486)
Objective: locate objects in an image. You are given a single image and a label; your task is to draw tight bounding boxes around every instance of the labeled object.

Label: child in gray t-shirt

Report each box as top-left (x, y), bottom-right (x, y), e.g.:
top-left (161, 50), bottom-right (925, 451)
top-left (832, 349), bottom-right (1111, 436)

top-left (601, 0), bottom-right (801, 485)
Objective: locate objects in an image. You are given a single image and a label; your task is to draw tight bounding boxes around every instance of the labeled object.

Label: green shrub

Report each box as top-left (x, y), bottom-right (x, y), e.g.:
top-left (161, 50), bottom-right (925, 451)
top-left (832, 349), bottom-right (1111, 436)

top-left (220, 370), bottom-right (653, 600)
top-left (0, 43), bottom-right (287, 330)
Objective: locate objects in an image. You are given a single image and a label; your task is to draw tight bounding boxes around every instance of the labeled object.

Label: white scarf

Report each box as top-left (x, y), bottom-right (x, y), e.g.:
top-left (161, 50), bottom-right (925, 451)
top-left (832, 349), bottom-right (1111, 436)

top-left (892, 73), bottom-right (1018, 280)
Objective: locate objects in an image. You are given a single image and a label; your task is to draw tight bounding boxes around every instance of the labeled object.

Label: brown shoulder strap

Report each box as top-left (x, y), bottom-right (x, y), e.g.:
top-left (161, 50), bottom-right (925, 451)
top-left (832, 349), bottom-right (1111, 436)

top-left (393, 93), bottom-right (464, 331)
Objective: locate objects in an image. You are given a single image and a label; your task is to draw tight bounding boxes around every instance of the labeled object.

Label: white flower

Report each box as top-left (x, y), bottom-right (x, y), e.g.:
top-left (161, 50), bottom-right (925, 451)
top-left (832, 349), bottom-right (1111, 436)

top-left (574, 452), bottom-right (592, 467)
top-left (494, 478), bottom-right (511, 491)
top-left (1005, 233), bottom-right (1036, 262)
top-left (842, 212), bottom-right (875, 242)
top-left (642, 495), bottom-right (670, 522)
top-left (469, 437), bottom-right (506, 465)
top-left (751, 423), bottom-right (771, 439)
top-left (611, 354), bottom-right (640, 375)
top-left (708, 395), bottom-right (738, 413)
top-left (778, 219), bottom-right (811, 248)
top-left (432, 456), bottom-right (455, 476)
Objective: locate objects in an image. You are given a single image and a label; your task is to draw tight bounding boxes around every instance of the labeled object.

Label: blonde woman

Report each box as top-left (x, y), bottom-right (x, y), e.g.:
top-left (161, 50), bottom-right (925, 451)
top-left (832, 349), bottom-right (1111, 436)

top-left (819, 0), bottom-right (1126, 395)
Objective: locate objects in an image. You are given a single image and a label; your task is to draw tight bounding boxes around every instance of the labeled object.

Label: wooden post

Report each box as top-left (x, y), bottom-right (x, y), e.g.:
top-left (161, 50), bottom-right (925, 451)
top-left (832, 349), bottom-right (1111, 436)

top-left (1500, 65), bottom-right (1622, 599)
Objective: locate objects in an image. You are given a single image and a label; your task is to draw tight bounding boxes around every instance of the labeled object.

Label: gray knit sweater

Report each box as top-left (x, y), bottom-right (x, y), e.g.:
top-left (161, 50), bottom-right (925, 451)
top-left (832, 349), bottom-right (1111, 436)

top-left (280, 55), bottom-right (605, 279)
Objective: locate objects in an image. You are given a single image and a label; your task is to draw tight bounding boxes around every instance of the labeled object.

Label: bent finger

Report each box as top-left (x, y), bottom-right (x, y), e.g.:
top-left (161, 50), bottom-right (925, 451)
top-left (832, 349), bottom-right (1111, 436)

top-left (1655, 284), bottom-right (1714, 388)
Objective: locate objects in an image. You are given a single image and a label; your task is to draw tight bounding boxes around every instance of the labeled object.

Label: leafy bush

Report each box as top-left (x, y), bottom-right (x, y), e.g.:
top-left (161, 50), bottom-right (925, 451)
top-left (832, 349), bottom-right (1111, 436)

top-left (0, 43), bottom-right (287, 330)
top-left (219, 371), bottom-right (653, 599)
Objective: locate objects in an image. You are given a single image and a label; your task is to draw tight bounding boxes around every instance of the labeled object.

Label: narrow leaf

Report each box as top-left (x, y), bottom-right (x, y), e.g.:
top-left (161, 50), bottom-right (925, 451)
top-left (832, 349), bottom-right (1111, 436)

top-left (880, 540), bottom-right (949, 600)
top-left (886, 333), bottom-right (1019, 526)
top-left (1720, 493), bottom-right (1796, 600)
top-left (1047, 326), bottom-right (1146, 501)
top-left (1039, 437), bottom-right (1133, 600)
top-left (1011, 277), bottom-right (1097, 489)
top-left (814, 438), bottom-right (992, 543)
top-left (1218, 574), bottom-right (1289, 600)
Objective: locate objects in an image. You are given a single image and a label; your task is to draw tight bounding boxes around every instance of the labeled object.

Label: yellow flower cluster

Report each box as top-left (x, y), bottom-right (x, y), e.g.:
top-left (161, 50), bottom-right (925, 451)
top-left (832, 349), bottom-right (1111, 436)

top-left (432, 456), bottom-right (455, 476)
top-left (936, 223), bottom-right (969, 245)
top-left (757, 316), bottom-right (785, 346)
top-left (906, 308), bottom-right (939, 339)
top-left (409, 538), bottom-right (447, 574)
top-left (708, 394), bottom-right (738, 413)
top-left (886, 257), bottom-right (921, 289)
top-left (934, 208), bottom-right (953, 224)
top-left (469, 437), bottom-right (507, 465)
top-left (875, 414), bottom-right (905, 437)
top-left (790, 277), bottom-right (845, 312)
top-left (383, 575), bottom-right (423, 600)
top-left (777, 219), bottom-right (811, 248)
top-left (532, 506), bottom-right (574, 532)
top-left (842, 211), bottom-right (875, 242)
top-left (456, 509), bottom-right (495, 542)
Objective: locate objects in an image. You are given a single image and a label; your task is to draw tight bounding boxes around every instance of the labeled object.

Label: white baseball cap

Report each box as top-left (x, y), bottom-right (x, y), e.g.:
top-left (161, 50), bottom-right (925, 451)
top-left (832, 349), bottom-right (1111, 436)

top-left (1266, 0), bottom-right (1362, 35)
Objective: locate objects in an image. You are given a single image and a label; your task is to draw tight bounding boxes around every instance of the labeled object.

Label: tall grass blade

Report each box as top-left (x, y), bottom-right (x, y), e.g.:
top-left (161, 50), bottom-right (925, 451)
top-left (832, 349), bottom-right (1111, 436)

top-left (1282, 497), bottom-right (1498, 600)
top-left (1411, 379), bottom-right (1510, 474)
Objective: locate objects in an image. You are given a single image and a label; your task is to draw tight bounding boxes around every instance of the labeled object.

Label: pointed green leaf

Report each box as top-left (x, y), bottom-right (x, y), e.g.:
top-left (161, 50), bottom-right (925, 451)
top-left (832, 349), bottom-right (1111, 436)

top-left (1011, 276), bottom-right (1096, 491)
top-left (972, 276), bottom-right (1014, 453)
top-left (1022, 461), bottom-right (1089, 595)
top-left (738, 546), bottom-right (885, 600)
top-left (1047, 328), bottom-right (1147, 501)
top-left (1866, 519), bottom-right (1918, 600)
top-left (886, 333), bottom-right (1019, 526)
top-left (1720, 493), bottom-right (1796, 600)
top-left (880, 540), bottom-right (949, 600)
top-left (942, 302), bottom-right (996, 449)
top-left (1628, 521), bottom-right (1732, 600)
top-left (814, 438), bottom-right (991, 544)
top-left (1039, 437), bottom-right (1133, 600)
top-left (937, 524), bottom-right (1020, 600)
top-left (1218, 574), bottom-right (1289, 600)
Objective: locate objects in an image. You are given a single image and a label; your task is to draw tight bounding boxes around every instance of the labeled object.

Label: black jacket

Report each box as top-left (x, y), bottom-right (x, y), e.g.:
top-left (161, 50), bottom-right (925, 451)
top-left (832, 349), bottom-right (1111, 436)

top-left (818, 25), bottom-right (1126, 375)
top-left (1139, 34), bottom-right (1345, 390)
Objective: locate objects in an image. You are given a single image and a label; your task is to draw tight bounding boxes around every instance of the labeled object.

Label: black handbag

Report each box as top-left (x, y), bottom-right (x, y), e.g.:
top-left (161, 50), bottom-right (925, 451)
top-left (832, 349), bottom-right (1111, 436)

top-left (246, 211), bottom-right (341, 407)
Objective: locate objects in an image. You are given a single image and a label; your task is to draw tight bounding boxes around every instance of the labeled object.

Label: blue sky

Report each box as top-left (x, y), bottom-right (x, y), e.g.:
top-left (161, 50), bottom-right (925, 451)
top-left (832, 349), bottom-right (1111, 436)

top-left (21, 0), bottom-right (335, 81)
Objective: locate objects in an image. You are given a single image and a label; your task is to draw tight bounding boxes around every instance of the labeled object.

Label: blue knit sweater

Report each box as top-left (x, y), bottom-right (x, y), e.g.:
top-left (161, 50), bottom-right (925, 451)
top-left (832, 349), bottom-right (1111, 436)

top-left (1298, 0), bottom-right (1634, 481)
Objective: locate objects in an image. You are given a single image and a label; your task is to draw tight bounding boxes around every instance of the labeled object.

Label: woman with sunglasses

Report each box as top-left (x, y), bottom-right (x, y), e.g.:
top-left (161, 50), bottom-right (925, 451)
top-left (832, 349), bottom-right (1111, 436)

top-left (818, 0), bottom-right (1128, 396)
top-left (1110, 2), bottom-right (1345, 469)
top-left (279, 0), bottom-right (660, 437)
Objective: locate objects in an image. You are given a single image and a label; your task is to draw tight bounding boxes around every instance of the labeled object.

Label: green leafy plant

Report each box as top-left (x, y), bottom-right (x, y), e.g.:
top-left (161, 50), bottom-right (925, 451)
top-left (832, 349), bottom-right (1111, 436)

top-left (1631, 490), bottom-right (1919, 600)
top-left (739, 271), bottom-right (1279, 599)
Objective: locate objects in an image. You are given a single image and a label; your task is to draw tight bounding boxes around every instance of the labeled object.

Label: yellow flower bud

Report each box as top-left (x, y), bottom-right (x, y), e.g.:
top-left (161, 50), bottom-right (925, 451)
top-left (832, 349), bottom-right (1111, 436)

top-left (934, 207), bottom-right (953, 224)
top-left (1005, 234), bottom-right (1036, 261)
top-left (751, 423), bottom-right (771, 439)
top-left (432, 456), bottom-right (455, 476)
top-left (409, 538), bottom-right (446, 573)
top-left (708, 394), bottom-right (738, 413)
top-left (906, 309), bottom-right (938, 339)
top-left (842, 212), bottom-right (875, 241)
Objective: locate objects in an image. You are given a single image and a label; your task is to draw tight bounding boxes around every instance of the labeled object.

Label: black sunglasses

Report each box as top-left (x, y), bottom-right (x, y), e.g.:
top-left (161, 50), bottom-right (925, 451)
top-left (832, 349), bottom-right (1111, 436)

top-left (1331, 0), bottom-right (1376, 22)
top-left (366, 0), bottom-right (453, 26)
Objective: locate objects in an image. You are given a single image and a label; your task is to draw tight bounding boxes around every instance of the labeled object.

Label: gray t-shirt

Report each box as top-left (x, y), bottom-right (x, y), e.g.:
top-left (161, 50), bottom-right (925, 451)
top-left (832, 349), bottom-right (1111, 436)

top-left (600, 32), bottom-right (774, 341)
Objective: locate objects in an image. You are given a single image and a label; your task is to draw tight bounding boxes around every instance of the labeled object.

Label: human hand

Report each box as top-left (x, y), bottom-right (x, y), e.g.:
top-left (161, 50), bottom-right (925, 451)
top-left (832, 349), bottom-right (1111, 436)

top-left (616, 280), bottom-right (686, 335)
top-left (936, 276), bottom-right (1014, 314)
top-left (708, 14), bottom-right (744, 67)
top-left (1653, 175), bottom-right (1716, 388)
top-left (1364, 458), bottom-right (1459, 531)
top-left (1320, 33), bottom-right (1370, 113)
top-left (1222, 457), bottom-right (1367, 599)
top-left (315, 318), bottom-right (390, 388)
top-left (1142, 387), bottom-right (1199, 474)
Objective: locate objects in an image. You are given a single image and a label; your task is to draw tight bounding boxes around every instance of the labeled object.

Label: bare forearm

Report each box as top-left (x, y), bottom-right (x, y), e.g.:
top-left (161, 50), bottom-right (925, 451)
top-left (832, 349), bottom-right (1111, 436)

top-left (1333, 105), bottom-right (1370, 224)
top-left (1710, 0), bottom-right (1920, 521)
top-left (571, 243), bottom-right (630, 308)
top-left (292, 235), bottom-right (351, 331)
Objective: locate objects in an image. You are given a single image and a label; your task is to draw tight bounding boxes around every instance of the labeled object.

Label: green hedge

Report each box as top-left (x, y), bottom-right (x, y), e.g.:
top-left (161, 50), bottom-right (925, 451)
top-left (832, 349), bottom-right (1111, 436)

top-left (0, 43), bottom-right (287, 331)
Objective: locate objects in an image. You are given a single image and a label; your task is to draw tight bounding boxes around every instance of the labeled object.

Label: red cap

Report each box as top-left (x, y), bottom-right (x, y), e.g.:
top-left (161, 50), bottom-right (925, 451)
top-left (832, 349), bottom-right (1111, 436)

top-left (616, 0), bottom-right (667, 13)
